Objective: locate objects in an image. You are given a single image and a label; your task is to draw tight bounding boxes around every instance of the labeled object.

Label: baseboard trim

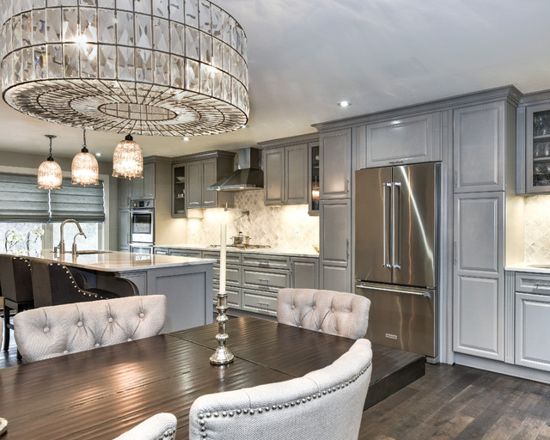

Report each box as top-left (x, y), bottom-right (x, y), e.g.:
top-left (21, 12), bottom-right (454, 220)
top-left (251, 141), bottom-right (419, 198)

top-left (454, 353), bottom-right (550, 384)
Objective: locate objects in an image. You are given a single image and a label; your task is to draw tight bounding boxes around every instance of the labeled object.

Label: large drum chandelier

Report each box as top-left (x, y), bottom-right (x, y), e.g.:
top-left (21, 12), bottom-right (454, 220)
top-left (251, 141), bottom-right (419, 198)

top-left (0, 0), bottom-right (249, 136)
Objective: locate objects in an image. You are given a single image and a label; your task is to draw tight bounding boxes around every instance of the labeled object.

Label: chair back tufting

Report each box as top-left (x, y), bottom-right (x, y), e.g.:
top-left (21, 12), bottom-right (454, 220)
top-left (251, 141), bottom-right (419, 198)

top-left (189, 338), bottom-right (373, 440)
top-left (277, 288), bottom-right (370, 339)
top-left (114, 413), bottom-right (177, 440)
top-left (14, 295), bottom-right (166, 362)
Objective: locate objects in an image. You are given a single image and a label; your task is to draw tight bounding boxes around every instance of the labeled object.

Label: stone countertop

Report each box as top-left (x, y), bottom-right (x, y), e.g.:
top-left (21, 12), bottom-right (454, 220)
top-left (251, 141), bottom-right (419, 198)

top-left (153, 244), bottom-right (320, 258)
top-left (505, 264), bottom-right (550, 275)
top-left (1, 250), bottom-right (216, 273)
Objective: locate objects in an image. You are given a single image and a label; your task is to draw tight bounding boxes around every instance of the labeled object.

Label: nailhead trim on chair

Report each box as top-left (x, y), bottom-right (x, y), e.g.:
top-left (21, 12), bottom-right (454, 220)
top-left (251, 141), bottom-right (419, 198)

top-left (52, 263), bottom-right (109, 300)
top-left (195, 362), bottom-right (372, 439)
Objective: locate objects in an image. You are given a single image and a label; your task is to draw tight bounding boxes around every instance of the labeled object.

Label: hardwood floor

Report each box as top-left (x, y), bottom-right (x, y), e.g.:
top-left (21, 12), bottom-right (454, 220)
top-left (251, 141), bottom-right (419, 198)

top-left (360, 363), bottom-right (550, 440)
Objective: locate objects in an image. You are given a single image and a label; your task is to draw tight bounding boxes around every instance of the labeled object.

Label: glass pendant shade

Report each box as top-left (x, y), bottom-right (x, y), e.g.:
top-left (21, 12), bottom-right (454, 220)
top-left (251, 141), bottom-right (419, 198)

top-left (37, 135), bottom-right (62, 190)
top-left (112, 135), bottom-right (143, 180)
top-left (72, 129), bottom-right (99, 186)
top-left (0, 0), bottom-right (249, 137)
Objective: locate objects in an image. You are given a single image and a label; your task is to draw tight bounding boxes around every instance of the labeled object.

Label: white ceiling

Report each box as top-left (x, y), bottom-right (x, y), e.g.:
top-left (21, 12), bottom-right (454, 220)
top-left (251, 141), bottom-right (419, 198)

top-left (1, 0), bottom-right (550, 159)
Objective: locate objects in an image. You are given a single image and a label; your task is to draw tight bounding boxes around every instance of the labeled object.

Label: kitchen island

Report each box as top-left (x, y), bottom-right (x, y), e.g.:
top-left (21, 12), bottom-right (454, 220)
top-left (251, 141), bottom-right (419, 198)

top-left (2, 251), bottom-right (215, 332)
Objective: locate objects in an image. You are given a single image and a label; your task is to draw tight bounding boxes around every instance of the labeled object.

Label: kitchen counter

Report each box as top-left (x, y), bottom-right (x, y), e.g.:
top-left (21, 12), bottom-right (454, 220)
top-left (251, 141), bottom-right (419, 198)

top-left (3, 250), bottom-right (215, 333)
top-left (3, 250), bottom-right (216, 273)
top-left (154, 244), bottom-right (319, 258)
top-left (505, 264), bottom-right (550, 275)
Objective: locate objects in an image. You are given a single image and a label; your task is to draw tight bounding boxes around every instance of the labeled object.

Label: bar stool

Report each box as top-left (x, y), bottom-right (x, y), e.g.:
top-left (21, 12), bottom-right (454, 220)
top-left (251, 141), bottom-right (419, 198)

top-left (0, 255), bottom-right (34, 352)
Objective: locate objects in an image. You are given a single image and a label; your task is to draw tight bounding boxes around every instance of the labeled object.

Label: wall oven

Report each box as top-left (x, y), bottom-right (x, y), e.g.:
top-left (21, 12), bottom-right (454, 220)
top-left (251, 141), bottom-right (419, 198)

top-left (130, 199), bottom-right (154, 244)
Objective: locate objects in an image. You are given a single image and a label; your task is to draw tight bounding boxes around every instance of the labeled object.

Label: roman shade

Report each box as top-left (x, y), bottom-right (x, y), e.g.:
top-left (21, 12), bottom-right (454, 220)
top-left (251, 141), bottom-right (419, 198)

top-left (0, 173), bottom-right (105, 222)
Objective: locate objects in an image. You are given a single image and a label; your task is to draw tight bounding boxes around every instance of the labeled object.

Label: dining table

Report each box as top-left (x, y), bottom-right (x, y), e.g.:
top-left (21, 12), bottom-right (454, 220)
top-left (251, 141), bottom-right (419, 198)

top-left (0, 316), bottom-right (423, 439)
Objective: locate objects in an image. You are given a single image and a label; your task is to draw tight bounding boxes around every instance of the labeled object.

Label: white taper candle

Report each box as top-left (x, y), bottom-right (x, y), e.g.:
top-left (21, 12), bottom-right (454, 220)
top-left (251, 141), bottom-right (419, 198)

top-left (220, 222), bottom-right (227, 294)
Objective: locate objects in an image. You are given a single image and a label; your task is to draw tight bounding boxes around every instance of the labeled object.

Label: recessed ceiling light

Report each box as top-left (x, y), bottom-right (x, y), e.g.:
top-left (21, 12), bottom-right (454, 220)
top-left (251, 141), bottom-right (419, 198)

top-left (183, 136), bottom-right (190, 142)
top-left (241, 124), bottom-right (247, 129)
top-left (95, 152), bottom-right (102, 157)
top-left (338, 100), bottom-right (351, 108)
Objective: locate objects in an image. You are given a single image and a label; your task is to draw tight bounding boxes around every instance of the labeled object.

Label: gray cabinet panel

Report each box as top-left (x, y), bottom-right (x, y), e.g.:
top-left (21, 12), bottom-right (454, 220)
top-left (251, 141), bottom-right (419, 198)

top-left (454, 275), bottom-right (503, 360)
top-left (142, 162), bottom-right (155, 199)
top-left (453, 192), bottom-right (504, 361)
top-left (285, 144), bottom-right (308, 204)
top-left (242, 267), bottom-right (290, 291)
top-left (118, 179), bottom-right (131, 209)
top-left (202, 159), bottom-right (218, 207)
top-left (119, 271), bottom-right (147, 295)
top-left (320, 199), bottom-right (351, 265)
top-left (242, 290), bottom-right (277, 316)
top-left (170, 249), bottom-right (202, 258)
top-left (264, 148), bottom-right (285, 205)
top-left (515, 273), bottom-right (550, 294)
top-left (321, 264), bottom-right (351, 292)
top-left (454, 102), bottom-right (505, 192)
top-left (118, 209), bottom-right (130, 251)
top-left (455, 194), bottom-right (501, 274)
top-left (291, 257), bottom-right (319, 289)
top-left (320, 129), bottom-right (352, 199)
top-left (515, 292), bottom-right (550, 372)
top-left (186, 161), bottom-right (203, 208)
top-left (366, 112), bottom-right (441, 167)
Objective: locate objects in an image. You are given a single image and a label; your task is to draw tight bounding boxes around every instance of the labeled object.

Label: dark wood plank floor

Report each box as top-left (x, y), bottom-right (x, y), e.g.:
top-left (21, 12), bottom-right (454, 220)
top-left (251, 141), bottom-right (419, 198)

top-left (360, 363), bottom-right (550, 440)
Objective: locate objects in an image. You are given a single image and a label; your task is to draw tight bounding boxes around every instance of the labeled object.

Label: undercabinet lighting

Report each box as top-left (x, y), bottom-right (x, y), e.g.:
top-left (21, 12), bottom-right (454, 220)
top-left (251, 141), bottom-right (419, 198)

top-left (95, 152), bottom-right (102, 157)
top-left (338, 100), bottom-right (351, 108)
top-left (183, 136), bottom-right (191, 142)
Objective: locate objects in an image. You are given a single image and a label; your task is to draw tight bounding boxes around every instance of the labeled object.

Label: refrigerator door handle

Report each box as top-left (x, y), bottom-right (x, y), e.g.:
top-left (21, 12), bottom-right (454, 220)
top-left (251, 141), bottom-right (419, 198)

top-left (356, 282), bottom-right (433, 299)
top-left (382, 182), bottom-right (392, 268)
top-left (391, 182), bottom-right (401, 270)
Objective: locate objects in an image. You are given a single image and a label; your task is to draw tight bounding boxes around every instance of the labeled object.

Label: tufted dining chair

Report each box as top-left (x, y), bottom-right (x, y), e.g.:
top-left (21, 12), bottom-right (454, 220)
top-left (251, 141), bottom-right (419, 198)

top-left (277, 288), bottom-right (371, 339)
top-left (14, 295), bottom-right (166, 363)
top-left (189, 338), bottom-right (372, 440)
top-left (114, 413), bottom-right (177, 440)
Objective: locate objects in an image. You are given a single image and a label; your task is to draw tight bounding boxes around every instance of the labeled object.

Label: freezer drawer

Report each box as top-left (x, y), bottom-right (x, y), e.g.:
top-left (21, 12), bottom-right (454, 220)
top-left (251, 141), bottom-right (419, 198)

top-left (356, 282), bottom-right (437, 357)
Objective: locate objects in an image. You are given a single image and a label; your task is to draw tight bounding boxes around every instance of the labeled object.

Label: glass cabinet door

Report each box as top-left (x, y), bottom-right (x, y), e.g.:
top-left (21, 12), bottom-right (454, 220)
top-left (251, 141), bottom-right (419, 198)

top-left (528, 106), bottom-right (550, 193)
top-left (172, 164), bottom-right (187, 217)
top-left (309, 143), bottom-right (320, 215)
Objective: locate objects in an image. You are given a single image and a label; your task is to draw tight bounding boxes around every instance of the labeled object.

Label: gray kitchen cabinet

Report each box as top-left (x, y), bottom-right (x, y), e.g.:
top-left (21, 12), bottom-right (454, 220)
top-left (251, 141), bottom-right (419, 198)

top-left (366, 112), bottom-right (442, 167)
top-left (285, 144), bottom-right (309, 204)
top-left (453, 101), bottom-right (506, 193)
top-left (264, 148), bottom-right (285, 205)
top-left (202, 159), bottom-right (218, 207)
top-left (118, 209), bottom-right (130, 251)
top-left (186, 161), bottom-right (203, 208)
top-left (118, 179), bottom-right (131, 209)
top-left (291, 257), bottom-right (319, 289)
top-left (515, 292), bottom-right (550, 372)
top-left (131, 162), bottom-right (155, 200)
top-left (120, 271), bottom-right (147, 295)
top-left (320, 199), bottom-right (351, 292)
top-left (170, 249), bottom-right (202, 258)
top-left (320, 128), bottom-right (352, 199)
top-left (453, 192), bottom-right (504, 361)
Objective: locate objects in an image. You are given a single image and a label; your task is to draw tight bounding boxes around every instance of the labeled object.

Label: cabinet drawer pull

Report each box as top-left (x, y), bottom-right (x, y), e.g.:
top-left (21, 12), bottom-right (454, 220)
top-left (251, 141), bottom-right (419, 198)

top-left (258, 262), bottom-right (270, 268)
top-left (258, 302), bottom-right (271, 309)
top-left (189, 202), bottom-right (200, 206)
top-left (257, 278), bottom-right (270, 284)
top-left (389, 160), bottom-right (405, 165)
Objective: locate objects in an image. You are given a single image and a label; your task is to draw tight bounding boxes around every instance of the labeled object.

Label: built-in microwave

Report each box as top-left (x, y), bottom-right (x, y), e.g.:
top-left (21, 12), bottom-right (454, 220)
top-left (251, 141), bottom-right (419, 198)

top-left (130, 199), bottom-right (154, 244)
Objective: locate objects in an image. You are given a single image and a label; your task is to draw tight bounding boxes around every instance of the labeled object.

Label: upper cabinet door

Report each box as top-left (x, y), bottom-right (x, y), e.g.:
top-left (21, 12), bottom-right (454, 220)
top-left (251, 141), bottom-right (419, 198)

top-left (320, 128), bottom-right (352, 199)
top-left (118, 179), bottom-right (131, 209)
top-left (366, 112), bottom-right (442, 167)
top-left (201, 159), bottom-right (218, 207)
top-left (142, 162), bottom-right (155, 199)
top-left (454, 102), bottom-right (505, 192)
top-left (285, 144), bottom-right (308, 204)
top-left (264, 148), bottom-right (285, 205)
top-left (186, 161), bottom-right (203, 208)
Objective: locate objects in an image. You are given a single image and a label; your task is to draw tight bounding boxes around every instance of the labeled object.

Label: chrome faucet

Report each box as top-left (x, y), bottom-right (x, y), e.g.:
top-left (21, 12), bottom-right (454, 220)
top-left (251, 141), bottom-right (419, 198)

top-left (71, 231), bottom-right (87, 256)
top-left (58, 219), bottom-right (86, 255)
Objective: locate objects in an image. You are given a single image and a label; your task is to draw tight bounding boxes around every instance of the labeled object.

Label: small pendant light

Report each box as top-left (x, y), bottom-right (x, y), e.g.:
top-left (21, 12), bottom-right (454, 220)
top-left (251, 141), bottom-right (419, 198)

top-left (71, 128), bottom-right (99, 186)
top-left (37, 135), bottom-right (63, 190)
top-left (112, 134), bottom-right (143, 180)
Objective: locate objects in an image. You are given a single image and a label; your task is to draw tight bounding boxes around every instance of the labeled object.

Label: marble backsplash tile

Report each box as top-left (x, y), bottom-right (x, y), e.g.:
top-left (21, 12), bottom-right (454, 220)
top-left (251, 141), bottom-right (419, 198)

top-left (181, 190), bottom-right (319, 253)
top-left (524, 195), bottom-right (550, 263)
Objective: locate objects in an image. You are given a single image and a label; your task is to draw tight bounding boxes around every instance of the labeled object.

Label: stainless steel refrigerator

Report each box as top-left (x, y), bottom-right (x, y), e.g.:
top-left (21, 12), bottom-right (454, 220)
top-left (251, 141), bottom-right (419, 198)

top-left (355, 162), bottom-right (439, 358)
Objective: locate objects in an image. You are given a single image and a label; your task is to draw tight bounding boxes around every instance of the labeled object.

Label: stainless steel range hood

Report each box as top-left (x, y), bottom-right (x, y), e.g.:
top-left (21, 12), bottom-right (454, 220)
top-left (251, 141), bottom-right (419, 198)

top-left (208, 147), bottom-right (264, 192)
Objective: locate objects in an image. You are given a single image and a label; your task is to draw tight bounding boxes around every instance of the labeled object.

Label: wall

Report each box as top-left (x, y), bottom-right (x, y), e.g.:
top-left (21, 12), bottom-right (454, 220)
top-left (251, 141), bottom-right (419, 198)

top-left (0, 150), bottom-right (117, 249)
top-left (168, 190), bottom-right (320, 253)
top-left (523, 195), bottom-right (550, 263)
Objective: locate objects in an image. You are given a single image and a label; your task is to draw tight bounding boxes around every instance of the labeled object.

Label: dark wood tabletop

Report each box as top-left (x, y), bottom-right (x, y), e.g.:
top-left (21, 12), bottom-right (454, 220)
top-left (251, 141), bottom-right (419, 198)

top-left (0, 317), bottom-right (360, 439)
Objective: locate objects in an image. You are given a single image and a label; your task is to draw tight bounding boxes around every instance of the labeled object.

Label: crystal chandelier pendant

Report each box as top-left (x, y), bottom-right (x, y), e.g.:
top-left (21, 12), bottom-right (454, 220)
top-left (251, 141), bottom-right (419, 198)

top-left (112, 134), bottom-right (144, 180)
top-left (37, 135), bottom-right (63, 190)
top-left (72, 128), bottom-right (99, 186)
top-left (0, 0), bottom-right (249, 137)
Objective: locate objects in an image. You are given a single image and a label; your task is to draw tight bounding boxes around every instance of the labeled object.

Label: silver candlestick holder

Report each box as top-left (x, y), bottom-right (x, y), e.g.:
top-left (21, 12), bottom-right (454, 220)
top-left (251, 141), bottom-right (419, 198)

top-left (209, 289), bottom-right (235, 366)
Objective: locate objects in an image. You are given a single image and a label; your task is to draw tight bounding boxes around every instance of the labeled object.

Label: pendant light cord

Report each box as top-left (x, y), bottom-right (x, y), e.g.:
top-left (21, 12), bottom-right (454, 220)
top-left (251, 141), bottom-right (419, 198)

top-left (82, 128), bottom-right (88, 153)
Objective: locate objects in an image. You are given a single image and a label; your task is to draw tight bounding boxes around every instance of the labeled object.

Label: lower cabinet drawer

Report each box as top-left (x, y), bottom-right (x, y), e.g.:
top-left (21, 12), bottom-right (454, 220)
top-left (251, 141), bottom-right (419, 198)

top-left (170, 249), bottom-right (202, 258)
top-left (242, 290), bottom-right (277, 316)
top-left (242, 254), bottom-right (290, 270)
top-left (202, 251), bottom-right (241, 265)
top-left (213, 265), bottom-right (241, 284)
top-left (242, 268), bottom-right (289, 291)
top-left (516, 273), bottom-right (550, 295)
top-left (212, 285), bottom-right (241, 307)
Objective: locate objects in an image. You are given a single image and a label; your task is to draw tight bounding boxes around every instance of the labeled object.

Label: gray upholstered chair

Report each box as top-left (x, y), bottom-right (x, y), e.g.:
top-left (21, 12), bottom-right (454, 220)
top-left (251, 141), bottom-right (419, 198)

top-left (189, 338), bottom-right (372, 440)
top-left (14, 295), bottom-right (166, 363)
top-left (277, 288), bottom-right (371, 339)
top-left (114, 413), bottom-right (177, 440)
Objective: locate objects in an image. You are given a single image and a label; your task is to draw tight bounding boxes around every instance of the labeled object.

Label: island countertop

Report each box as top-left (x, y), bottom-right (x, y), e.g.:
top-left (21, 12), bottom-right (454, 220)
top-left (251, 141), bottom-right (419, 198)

top-left (1, 250), bottom-right (216, 273)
